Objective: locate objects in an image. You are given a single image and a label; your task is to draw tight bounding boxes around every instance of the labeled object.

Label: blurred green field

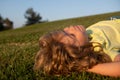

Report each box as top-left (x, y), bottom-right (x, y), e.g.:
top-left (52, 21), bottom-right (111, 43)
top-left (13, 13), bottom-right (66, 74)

top-left (0, 11), bottom-right (120, 80)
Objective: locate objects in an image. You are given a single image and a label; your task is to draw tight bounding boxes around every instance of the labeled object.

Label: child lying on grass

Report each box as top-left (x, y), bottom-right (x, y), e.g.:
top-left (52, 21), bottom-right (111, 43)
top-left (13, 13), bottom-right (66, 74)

top-left (34, 19), bottom-right (120, 77)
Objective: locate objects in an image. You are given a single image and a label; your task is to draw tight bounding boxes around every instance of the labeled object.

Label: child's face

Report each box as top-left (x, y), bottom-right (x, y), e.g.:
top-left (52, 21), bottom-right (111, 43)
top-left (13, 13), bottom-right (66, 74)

top-left (59, 25), bottom-right (88, 46)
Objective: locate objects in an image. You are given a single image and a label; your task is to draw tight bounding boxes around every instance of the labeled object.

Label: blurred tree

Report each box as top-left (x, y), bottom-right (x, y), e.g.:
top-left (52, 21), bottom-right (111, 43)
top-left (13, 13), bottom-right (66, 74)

top-left (0, 15), bottom-right (4, 31)
top-left (0, 15), bottom-right (3, 21)
top-left (0, 14), bottom-right (13, 31)
top-left (24, 8), bottom-right (42, 25)
top-left (3, 18), bottom-right (13, 30)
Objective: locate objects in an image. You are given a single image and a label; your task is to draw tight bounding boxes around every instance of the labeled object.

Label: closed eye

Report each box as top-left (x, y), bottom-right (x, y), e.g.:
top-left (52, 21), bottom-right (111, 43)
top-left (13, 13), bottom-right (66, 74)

top-left (70, 34), bottom-right (76, 38)
top-left (63, 31), bottom-right (76, 39)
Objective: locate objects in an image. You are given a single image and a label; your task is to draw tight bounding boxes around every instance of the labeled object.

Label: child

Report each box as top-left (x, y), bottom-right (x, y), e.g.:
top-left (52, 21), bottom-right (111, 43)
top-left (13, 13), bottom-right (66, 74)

top-left (33, 19), bottom-right (120, 77)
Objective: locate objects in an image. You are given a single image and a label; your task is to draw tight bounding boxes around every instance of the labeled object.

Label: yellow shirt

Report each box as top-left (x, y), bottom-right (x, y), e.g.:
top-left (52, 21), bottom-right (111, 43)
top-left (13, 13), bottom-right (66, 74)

top-left (86, 19), bottom-right (120, 61)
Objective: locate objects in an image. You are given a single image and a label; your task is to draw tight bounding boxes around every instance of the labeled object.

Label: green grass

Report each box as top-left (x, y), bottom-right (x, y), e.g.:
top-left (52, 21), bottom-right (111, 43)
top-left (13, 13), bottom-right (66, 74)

top-left (0, 11), bottom-right (120, 80)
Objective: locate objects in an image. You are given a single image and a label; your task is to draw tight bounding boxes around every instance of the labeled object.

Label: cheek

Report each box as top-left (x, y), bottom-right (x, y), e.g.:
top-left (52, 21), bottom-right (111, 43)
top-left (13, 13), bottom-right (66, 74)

top-left (66, 37), bottom-right (75, 45)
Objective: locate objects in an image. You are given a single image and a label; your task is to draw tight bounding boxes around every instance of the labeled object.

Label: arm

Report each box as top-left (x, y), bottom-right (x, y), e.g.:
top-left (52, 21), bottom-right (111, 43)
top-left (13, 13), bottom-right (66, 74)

top-left (87, 62), bottom-right (120, 77)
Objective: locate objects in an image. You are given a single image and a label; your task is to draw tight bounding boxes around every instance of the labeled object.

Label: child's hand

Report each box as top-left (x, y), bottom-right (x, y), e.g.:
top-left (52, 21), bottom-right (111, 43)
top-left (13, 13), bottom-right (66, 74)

top-left (114, 54), bottom-right (120, 62)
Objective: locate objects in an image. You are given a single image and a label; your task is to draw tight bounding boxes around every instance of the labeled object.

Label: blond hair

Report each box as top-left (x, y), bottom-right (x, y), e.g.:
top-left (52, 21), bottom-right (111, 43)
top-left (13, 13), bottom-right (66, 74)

top-left (33, 30), bottom-right (112, 75)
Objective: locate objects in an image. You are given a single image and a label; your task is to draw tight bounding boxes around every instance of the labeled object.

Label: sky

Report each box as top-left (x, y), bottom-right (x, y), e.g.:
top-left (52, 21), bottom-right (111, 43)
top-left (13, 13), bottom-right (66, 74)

top-left (0, 0), bottom-right (120, 28)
